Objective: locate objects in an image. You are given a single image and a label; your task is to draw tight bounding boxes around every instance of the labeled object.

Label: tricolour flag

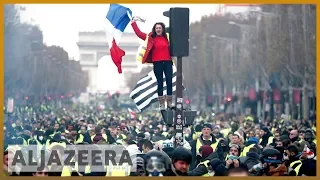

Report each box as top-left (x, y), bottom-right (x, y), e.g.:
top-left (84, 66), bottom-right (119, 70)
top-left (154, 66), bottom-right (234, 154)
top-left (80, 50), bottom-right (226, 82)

top-left (128, 108), bottom-right (137, 119)
top-left (130, 66), bottom-right (184, 112)
top-left (105, 4), bottom-right (132, 74)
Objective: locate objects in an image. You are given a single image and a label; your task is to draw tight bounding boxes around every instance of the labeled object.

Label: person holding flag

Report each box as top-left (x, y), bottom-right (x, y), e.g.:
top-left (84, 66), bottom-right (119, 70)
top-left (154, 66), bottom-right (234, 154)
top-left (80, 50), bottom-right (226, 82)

top-left (130, 15), bottom-right (174, 110)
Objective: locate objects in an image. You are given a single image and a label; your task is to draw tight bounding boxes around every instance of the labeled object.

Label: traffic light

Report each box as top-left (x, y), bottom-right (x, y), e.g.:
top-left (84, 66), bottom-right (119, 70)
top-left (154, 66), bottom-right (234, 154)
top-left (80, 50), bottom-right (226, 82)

top-left (163, 8), bottom-right (190, 57)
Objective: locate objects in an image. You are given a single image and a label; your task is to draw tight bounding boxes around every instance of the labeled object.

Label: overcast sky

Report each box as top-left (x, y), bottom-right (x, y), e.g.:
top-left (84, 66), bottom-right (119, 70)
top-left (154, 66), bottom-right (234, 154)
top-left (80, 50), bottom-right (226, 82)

top-left (18, 4), bottom-right (248, 91)
top-left (19, 4), bottom-right (248, 59)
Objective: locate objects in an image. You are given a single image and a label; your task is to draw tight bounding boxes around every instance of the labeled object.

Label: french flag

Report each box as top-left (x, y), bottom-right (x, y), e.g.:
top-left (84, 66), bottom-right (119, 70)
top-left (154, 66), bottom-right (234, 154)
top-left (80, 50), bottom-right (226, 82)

top-left (105, 4), bottom-right (132, 74)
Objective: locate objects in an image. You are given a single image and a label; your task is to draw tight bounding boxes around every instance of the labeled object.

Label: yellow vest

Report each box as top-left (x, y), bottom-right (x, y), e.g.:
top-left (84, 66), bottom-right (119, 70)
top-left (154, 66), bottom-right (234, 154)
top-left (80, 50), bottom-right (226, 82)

top-left (137, 33), bottom-right (172, 63)
top-left (105, 163), bottom-right (130, 176)
top-left (313, 139), bottom-right (317, 146)
top-left (91, 134), bottom-right (108, 142)
top-left (19, 137), bottom-right (33, 146)
top-left (259, 136), bottom-right (274, 145)
top-left (61, 159), bottom-right (91, 176)
top-left (240, 144), bottom-right (255, 157)
top-left (193, 132), bottom-right (202, 140)
top-left (221, 128), bottom-right (231, 138)
top-left (75, 134), bottom-right (84, 144)
top-left (289, 160), bottom-right (302, 176)
top-left (196, 160), bottom-right (210, 176)
top-left (196, 138), bottom-right (218, 155)
top-left (162, 132), bottom-right (169, 137)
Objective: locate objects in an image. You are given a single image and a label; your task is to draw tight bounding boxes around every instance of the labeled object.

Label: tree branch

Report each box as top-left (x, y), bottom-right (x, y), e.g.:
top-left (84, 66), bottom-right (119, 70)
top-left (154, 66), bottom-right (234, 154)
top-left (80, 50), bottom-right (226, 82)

top-left (285, 64), bottom-right (303, 79)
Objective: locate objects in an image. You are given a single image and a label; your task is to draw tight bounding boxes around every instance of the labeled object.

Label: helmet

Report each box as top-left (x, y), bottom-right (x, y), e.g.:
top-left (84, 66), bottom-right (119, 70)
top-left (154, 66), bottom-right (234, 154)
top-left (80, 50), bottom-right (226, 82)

top-left (171, 147), bottom-right (192, 164)
top-left (144, 150), bottom-right (172, 176)
top-left (130, 156), bottom-right (145, 176)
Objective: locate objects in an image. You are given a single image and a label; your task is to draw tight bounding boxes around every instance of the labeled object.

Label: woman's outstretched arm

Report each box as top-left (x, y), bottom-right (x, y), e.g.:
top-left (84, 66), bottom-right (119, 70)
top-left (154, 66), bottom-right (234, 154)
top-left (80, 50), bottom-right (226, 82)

top-left (131, 21), bottom-right (147, 40)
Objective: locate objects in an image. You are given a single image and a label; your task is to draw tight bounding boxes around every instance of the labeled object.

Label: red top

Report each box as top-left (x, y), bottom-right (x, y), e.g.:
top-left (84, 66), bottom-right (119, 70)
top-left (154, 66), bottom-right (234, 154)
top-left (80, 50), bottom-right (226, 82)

top-left (131, 22), bottom-right (171, 62)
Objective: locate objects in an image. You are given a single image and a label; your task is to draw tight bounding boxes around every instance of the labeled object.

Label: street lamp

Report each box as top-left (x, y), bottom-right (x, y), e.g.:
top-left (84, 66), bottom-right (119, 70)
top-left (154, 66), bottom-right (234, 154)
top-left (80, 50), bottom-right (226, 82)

top-left (210, 34), bottom-right (239, 44)
top-left (256, 11), bottom-right (280, 18)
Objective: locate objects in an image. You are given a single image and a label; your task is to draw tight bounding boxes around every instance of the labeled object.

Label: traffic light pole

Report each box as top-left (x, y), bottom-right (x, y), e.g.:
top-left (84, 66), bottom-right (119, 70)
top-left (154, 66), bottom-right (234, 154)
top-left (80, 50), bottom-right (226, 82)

top-left (162, 7), bottom-right (196, 148)
top-left (174, 56), bottom-right (184, 147)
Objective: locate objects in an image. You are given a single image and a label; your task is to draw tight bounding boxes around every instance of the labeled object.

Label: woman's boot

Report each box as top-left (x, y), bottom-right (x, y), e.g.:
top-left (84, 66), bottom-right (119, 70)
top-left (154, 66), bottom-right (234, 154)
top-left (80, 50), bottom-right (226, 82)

top-left (166, 95), bottom-right (174, 109)
top-left (158, 96), bottom-right (166, 110)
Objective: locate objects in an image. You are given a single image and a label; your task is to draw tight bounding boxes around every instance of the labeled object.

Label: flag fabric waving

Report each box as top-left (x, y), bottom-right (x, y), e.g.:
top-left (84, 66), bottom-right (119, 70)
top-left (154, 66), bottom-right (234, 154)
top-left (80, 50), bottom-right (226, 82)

top-left (129, 66), bottom-right (184, 112)
top-left (105, 4), bottom-right (132, 74)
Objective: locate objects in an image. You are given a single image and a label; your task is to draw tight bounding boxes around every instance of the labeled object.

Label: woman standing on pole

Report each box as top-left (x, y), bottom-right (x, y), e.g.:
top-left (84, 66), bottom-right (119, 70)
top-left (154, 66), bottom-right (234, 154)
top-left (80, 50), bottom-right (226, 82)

top-left (131, 17), bottom-right (173, 110)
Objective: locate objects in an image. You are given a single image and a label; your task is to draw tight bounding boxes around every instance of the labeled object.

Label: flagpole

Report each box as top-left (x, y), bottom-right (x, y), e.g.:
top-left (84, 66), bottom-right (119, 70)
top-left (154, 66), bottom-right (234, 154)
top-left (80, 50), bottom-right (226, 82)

top-left (126, 11), bottom-right (132, 20)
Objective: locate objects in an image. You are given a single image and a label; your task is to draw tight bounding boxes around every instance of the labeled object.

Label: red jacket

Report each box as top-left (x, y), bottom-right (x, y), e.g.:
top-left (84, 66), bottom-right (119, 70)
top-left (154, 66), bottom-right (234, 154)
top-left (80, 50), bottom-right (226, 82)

top-left (131, 22), bottom-right (170, 64)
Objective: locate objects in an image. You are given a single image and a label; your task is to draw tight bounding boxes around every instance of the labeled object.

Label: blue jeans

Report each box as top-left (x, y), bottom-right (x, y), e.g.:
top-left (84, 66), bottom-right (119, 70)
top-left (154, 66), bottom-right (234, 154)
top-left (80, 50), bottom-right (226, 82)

top-left (153, 61), bottom-right (173, 96)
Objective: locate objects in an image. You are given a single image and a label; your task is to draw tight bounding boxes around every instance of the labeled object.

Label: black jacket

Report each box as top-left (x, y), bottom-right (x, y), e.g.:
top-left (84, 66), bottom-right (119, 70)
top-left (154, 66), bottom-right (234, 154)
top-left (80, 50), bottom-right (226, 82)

top-left (188, 152), bottom-right (219, 176)
top-left (239, 152), bottom-right (261, 176)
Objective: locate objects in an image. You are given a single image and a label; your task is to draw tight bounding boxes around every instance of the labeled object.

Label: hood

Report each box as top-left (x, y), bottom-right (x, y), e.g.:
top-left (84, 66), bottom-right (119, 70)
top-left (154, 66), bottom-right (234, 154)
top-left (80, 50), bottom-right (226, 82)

top-left (126, 144), bottom-right (142, 156)
top-left (246, 137), bottom-right (259, 146)
top-left (205, 151), bottom-right (219, 161)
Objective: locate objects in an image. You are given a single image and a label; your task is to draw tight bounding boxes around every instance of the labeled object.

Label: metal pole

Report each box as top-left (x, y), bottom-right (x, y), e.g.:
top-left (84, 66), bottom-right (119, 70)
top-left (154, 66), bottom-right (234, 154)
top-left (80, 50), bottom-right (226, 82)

top-left (174, 56), bottom-right (184, 148)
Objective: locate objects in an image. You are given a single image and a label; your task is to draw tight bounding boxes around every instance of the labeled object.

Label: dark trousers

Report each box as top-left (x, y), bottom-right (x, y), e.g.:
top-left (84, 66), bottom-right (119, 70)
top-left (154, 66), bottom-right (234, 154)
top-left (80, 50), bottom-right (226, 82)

top-left (153, 61), bottom-right (173, 96)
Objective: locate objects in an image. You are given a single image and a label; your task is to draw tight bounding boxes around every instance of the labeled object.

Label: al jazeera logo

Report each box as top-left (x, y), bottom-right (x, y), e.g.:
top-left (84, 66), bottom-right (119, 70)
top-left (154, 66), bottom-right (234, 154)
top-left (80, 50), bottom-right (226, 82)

top-left (7, 144), bottom-right (136, 173)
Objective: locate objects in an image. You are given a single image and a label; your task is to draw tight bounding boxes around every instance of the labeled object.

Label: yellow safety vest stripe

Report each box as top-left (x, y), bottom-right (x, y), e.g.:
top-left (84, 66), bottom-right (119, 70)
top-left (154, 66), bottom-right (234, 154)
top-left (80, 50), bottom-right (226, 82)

top-left (196, 138), bottom-right (218, 155)
top-left (193, 132), bottom-right (202, 140)
top-left (61, 159), bottom-right (91, 176)
top-left (75, 134), bottom-right (84, 144)
top-left (105, 163), bottom-right (130, 176)
top-left (91, 134), bottom-right (108, 142)
top-left (259, 136), bottom-right (274, 145)
top-left (196, 160), bottom-right (210, 176)
top-left (289, 160), bottom-right (302, 176)
top-left (240, 144), bottom-right (255, 157)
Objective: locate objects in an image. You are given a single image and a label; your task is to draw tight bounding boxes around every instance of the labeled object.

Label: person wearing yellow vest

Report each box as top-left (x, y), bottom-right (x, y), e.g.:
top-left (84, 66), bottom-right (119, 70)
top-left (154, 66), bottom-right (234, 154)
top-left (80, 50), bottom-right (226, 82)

top-left (240, 137), bottom-right (260, 157)
top-left (91, 126), bottom-right (108, 144)
top-left (188, 145), bottom-right (216, 176)
top-left (190, 124), bottom-right (218, 170)
top-left (284, 144), bottom-right (303, 175)
top-left (17, 129), bottom-right (33, 146)
top-left (131, 17), bottom-right (174, 110)
top-left (259, 127), bottom-right (274, 147)
top-left (238, 146), bottom-right (262, 176)
top-left (192, 124), bottom-right (203, 140)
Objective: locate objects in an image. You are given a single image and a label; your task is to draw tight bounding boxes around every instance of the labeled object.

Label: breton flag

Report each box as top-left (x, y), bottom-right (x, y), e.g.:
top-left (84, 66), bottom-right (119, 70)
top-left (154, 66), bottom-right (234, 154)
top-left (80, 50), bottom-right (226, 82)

top-left (130, 66), bottom-right (183, 112)
top-left (105, 4), bottom-right (132, 74)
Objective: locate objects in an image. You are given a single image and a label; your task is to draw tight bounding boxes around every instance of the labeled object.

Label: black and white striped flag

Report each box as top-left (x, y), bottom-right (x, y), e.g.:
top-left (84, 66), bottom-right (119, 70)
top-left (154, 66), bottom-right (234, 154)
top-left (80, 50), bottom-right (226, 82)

top-left (129, 66), bottom-right (181, 112)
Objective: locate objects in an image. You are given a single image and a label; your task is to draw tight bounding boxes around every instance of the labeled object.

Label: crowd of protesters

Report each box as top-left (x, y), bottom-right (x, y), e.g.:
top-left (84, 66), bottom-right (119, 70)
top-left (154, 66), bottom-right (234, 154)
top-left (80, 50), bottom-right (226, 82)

top-left (3, 102), bottom-right (317, 176)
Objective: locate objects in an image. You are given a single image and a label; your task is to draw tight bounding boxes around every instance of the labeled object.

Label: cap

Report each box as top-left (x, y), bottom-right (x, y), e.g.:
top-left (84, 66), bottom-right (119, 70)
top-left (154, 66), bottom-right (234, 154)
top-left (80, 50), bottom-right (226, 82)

top-left (202, 124), bottom-right (213, 130)
top-left (262, 148), bottom-right (282, 164)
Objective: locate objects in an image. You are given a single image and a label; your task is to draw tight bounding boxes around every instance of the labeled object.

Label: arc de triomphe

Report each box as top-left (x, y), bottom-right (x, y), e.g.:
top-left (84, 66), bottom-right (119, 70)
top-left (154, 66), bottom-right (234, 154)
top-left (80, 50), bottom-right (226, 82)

top-left (77, 31), bottom-right (142, 94)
